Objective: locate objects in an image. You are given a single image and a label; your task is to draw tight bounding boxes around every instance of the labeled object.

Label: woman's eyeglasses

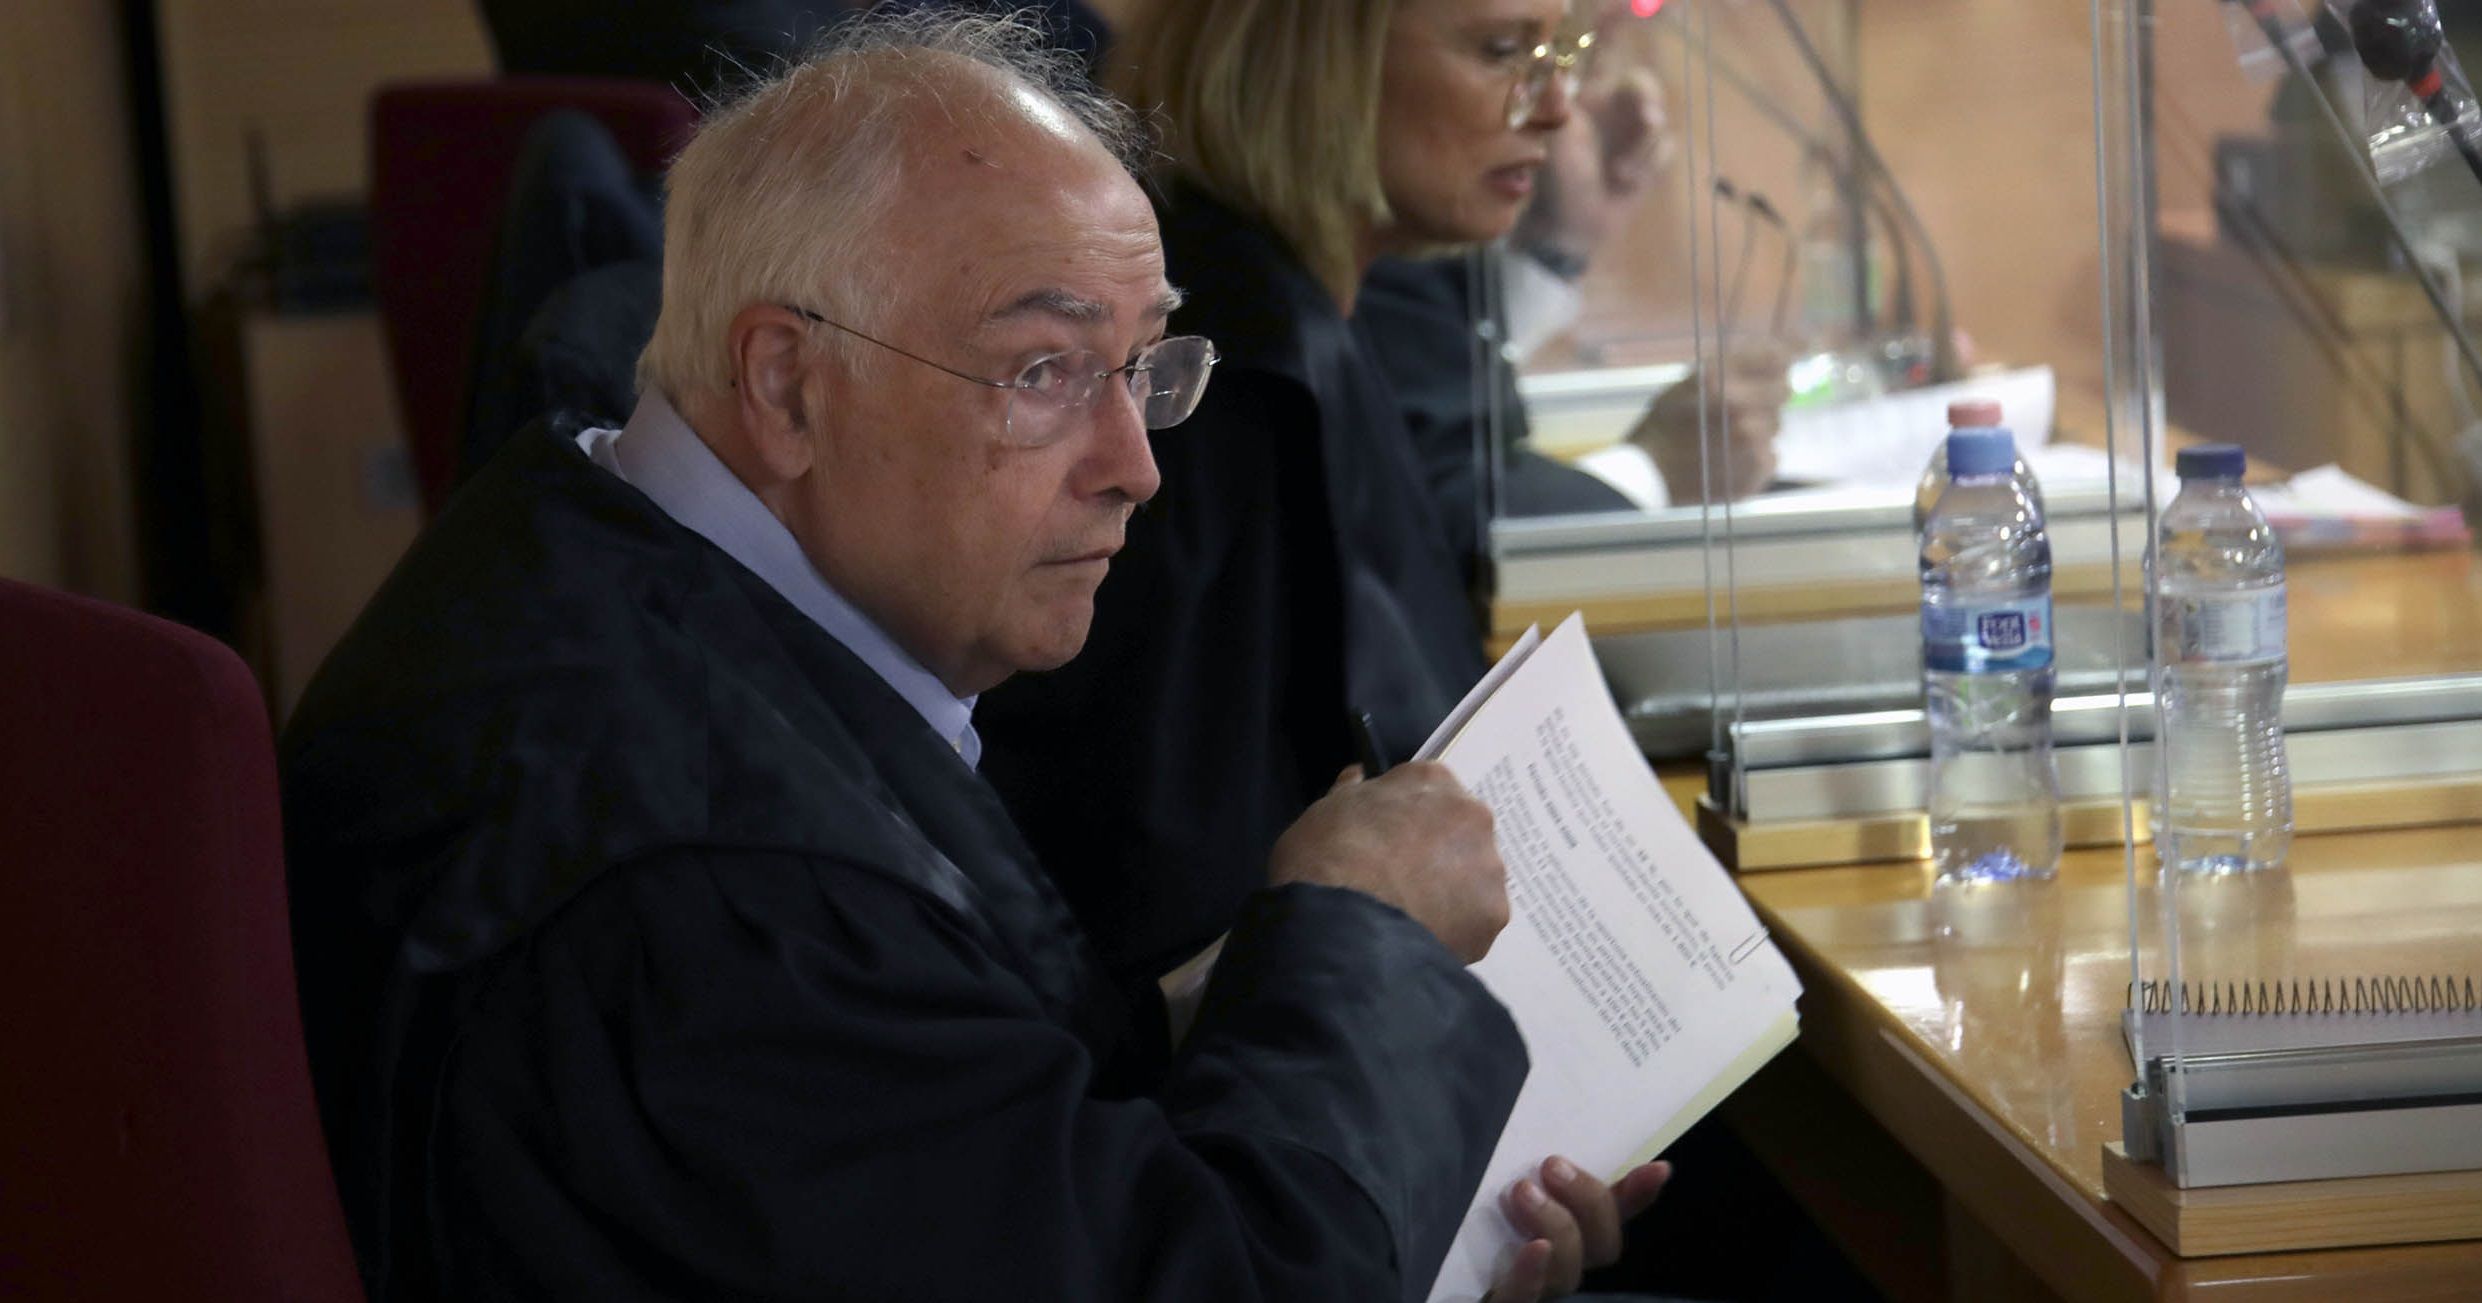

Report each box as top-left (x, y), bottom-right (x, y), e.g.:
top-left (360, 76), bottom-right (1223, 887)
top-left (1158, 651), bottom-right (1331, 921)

top-left (1506, 29), bottom-right (1597, 128)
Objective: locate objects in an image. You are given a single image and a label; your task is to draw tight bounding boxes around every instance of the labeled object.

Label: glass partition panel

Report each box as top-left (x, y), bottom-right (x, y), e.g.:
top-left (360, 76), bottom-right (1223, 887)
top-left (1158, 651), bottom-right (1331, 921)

top-left (1484, 0), bottom-right (2153, 834)
top-left (1483, 0), bottom-right (2482, 852)
top-left (2107, 0), bottom-right (2482, 1195)
top-left (1466, 0), bottom-right (2482, 1206)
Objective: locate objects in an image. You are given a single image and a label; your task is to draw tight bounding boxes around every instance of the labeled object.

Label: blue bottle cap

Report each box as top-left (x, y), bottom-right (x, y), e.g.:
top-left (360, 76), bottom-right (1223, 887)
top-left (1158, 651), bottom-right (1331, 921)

top-left (2175, 443), bottom-right (2246, 480)
top-left (1945, 427), bottom-right (2017, 477)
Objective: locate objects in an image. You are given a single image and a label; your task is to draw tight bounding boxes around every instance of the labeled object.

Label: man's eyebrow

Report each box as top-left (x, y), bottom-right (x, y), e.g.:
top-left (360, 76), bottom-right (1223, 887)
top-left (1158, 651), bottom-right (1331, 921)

top-left (991, 288), bottom-right (1110, 324)
top-left (987, 286), bottom-right (1188, 324)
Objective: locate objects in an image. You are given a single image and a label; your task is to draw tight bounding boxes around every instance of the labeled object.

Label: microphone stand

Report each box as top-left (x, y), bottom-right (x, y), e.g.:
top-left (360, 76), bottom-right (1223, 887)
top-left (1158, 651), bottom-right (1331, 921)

top-left (1757, 0), bottom-right (1961, 383)
top-left (1646, 18), bottom-right (1920, 355)
top-left (1713, 177), bottom-right (1799, 339)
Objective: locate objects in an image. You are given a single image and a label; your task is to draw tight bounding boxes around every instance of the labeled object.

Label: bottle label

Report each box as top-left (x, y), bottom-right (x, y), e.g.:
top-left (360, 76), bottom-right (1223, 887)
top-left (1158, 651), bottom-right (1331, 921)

top-left (2159, 584), bottom-right (2287, 665)
top-left (1923, 594), bottom-right (2054, 673)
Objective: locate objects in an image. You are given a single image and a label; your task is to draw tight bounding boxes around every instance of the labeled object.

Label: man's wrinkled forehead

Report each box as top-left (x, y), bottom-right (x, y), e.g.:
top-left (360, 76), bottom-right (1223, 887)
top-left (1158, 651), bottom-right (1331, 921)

top-left (877, 60), bottom-right (1102, 183)
top-left (881, 102), bottom-right (1172, 332)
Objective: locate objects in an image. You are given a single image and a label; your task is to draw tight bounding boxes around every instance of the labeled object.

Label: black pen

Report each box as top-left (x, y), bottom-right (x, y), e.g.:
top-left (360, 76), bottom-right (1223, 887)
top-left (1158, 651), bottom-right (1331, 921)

top-left (1348, 710), bottom-right (1391, 779)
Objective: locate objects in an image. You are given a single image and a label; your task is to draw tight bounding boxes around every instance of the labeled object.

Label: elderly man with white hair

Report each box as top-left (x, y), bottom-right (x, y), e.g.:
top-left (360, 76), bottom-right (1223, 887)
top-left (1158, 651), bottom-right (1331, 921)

top-left (281, 12), bottom-right (1538, 1302)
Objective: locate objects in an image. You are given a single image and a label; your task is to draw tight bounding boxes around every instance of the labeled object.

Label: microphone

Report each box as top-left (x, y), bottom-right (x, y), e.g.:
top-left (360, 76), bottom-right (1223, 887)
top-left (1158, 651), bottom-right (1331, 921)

top-left (1743, 191), bottom-right (1800, 338)
top-left (2354, 0), bottom-right (2446, 88)
top-left (1712, 177), bottom-right (1797, 339)
top-left (2349, 0), bottom-right (2482, 191)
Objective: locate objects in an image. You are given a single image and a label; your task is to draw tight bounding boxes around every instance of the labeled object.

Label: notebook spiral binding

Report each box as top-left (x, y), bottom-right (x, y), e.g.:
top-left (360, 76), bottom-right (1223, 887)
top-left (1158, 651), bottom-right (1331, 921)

top-left (2130, 975), bottom-right (2482, 1016)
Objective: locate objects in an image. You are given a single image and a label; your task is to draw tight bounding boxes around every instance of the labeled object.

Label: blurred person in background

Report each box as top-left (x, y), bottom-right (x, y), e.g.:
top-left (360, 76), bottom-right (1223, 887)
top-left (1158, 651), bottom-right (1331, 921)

top-left (976, 7), bottom-right (1700, 1290)
top-left (1362, 1), bottom-right (1785, 542)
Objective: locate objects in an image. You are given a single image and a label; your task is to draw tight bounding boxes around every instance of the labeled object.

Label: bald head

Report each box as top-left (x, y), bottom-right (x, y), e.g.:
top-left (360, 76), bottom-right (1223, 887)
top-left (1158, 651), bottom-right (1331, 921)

top-left (637, 11), bottom-right (1144, 404)
top-left (634, 11), bottom-right (1180, 700)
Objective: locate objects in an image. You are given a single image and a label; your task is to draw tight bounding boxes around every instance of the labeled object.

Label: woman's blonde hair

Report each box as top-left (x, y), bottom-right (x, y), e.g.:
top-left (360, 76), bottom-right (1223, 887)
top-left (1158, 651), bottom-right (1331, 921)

top-left (1110, 0), bottom-right (1399, 304)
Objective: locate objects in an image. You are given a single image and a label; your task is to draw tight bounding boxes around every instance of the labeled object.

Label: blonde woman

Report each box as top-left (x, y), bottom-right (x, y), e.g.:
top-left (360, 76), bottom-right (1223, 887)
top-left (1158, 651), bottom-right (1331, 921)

top-left (978, 3), bottom-right (1671, 1297)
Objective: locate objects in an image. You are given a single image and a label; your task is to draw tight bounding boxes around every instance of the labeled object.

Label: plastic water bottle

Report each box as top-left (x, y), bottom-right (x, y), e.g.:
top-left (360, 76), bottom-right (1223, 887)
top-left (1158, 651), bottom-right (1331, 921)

top-left (1921, 426), bottom-right (2063, 883)
top-left (2153, 444), bottom-right (2292, 875)
top-left (1913, 399), bottom-right (2045, 539)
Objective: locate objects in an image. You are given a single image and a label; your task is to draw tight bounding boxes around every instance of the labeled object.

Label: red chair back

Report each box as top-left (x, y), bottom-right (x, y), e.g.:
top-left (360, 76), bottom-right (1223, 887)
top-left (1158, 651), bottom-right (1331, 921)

top-left (0, 578), bottom-right (364, 1302)
top-left (370, 77), bottom-right (695, 516)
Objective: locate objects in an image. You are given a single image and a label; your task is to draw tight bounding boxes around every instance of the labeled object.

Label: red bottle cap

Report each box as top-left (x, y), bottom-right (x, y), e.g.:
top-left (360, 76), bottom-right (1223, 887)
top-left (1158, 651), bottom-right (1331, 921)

top-left (1947, 399), bottom-right (2003, 428)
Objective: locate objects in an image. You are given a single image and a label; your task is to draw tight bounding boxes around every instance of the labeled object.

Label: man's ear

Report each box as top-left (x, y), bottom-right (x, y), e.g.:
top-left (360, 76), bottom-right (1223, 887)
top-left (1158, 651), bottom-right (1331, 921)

top-left (727, 303), bottom-right (822, 483)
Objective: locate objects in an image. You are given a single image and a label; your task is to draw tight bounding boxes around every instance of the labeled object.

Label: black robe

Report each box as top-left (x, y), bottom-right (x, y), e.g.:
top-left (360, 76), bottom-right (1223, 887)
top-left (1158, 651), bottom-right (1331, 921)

top-left (978, 186), bottom-right (1493, 984)
top-left (280, 419), bottom-right (1527, 1301)
top-left (1357, 254), bottom-right (1635, 570)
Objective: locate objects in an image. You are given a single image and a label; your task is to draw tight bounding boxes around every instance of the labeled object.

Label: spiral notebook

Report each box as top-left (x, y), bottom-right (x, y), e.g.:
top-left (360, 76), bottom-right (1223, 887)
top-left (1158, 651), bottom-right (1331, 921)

top-left (2119, 975), bottom-right (2482, 1187)
top-left (2124, 975), bottom-right (2482, 1061)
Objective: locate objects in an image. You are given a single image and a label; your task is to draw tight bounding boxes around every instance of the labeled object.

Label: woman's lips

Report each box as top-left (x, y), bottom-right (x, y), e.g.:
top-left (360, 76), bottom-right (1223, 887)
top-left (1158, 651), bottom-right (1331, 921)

top-left (1486, 160), bottom-right (1541, 200)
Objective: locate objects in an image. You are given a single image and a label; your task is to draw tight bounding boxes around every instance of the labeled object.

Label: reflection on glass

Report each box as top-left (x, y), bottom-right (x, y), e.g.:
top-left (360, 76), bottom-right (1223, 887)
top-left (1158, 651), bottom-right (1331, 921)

top-left (1930, 878), bottom-right (2074, 1148)
top-left (1471, 0), bottom-right (2482, 844)
top-left (2145, 865), bottom-right (2301, 989)
top-left (1483, 2), bottom-right (2092, 521)
top-left (1478, 1), bottom-right (2482, 532)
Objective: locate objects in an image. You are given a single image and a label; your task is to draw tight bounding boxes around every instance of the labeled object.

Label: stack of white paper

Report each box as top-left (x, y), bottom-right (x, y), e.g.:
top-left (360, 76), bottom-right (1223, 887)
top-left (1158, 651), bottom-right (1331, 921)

top-left (1418, 616), bottom-right (1802, 1303)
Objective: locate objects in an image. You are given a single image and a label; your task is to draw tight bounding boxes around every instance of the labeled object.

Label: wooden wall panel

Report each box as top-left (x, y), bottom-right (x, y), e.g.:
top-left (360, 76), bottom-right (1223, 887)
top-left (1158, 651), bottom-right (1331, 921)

top-left (0, 2), bottom-right (146, 597)
top-left (238, 311), bottom-right (420, 715)
top-left (1862, 1), bottom-right (2270, 408)
top-left (156, 0), bottom-right (491, 298)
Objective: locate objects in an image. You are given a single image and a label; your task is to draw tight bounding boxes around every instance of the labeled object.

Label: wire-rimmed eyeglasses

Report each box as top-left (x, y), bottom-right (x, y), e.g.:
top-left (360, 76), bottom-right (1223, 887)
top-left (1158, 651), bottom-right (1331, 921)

top-left (1506, 28), bottom-right (1597, 128)
top-left (783, 305), bottom-right (1218, 449)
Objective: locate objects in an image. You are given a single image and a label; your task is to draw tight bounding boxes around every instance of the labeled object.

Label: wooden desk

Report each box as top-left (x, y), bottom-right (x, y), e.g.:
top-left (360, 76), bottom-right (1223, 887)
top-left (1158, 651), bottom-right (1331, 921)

top-left (1594, 547), bottom-right (2482, 1296)
top-left (2285, 549), bottom-right (2482, 684)
top-left (1723, 827), bottom-right (2482, 1301)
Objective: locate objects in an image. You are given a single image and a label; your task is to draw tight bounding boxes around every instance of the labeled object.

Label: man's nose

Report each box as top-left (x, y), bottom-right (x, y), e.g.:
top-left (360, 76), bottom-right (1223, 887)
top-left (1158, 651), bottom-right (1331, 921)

top-left (1085, 380), bottom-right (1162, 505)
